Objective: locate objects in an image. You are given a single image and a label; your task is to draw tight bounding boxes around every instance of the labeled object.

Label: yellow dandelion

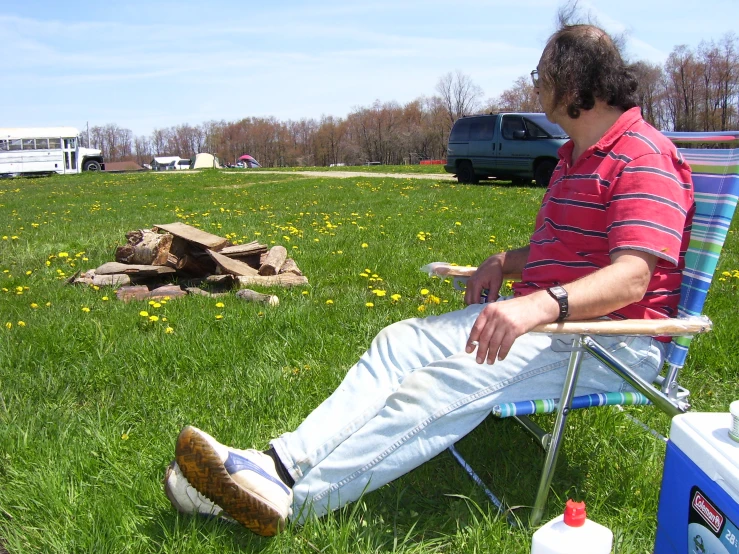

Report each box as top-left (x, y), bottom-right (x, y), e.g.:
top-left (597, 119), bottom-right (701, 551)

top-left (326, 299), bottom-right (334, 305)
top-left (366, 302), bottom-right (374, 307)
top-left (17, 321), bottom-right (26, 327)
top-left (302, 290), bottom-right (309, 295)
top-left (121, 433), bottom-right (129, 440)
top-left (5, 322), bottom-right (11, 329)
top-left (361, 243), bottom-right (368, 248)
top-left (102, 296), bottom-right (109, 301)
top-left (372, 289), bottom-right (387, 297)
top-left (391, 294), bottom-right (402, 301)
top-left (25, 270), bottom-right (32, 275)
top-left (420, 288), bottom-right (429, 296)
top-left (215, 314), bottom-right (223, 320)
top-left (455, 221), bottom-right (462, 226)
top-left (30, 303), bottom-right (39, 309)
top-left (149, 315), bottom-right (159, 322)
top-left (152, 302), bottom-right (161, 308)
top-left (58, 252), bottom-right (69, 258)
top-left (45, 302), bottom-right (51, 307)
top-left (165, 327), bottom-right (174, 334)
top-left (139, 311), bottom-right (149, 317)
top-left (81, 307), bottom-right (90, 313)
top-left (148, 300), bottom-right (156, 306)
top-left (215, 302), bottom-right (225, 308)
top-left (417, 305), bottom-right (426, 312)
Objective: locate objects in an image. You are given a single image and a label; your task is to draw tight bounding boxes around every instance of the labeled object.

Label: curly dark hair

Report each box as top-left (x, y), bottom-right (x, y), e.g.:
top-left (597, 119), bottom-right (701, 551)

top-left (538, 24), bottom-right (639, 118)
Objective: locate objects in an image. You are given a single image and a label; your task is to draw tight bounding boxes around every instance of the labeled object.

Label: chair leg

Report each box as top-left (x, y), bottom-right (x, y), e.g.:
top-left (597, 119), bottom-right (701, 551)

top-left (513, 415), bottom-right (550, 450)
top-left (448, 444), bottom-right (506, 515)
top-left (529, 337), bottom-right (586, 527)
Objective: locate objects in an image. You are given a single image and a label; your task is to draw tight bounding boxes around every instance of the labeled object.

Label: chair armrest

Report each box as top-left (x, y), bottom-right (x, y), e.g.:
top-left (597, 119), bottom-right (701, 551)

top-left (530, 315), bottom-right (712, 337)
top-left (420, 262), bottom-right (521, 281)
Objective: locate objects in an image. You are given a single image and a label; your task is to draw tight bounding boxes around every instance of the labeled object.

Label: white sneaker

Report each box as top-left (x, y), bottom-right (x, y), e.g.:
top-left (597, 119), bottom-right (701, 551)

top-left (164, 460), bottom-right (233, 522)
top-left (175, 425), bottom-right (293, 536)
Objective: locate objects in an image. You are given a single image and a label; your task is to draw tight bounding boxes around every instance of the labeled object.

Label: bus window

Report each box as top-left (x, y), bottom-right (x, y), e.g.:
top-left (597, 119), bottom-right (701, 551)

top-left (71, 151), bottom-right (77, 170)
top-left (23, 139), bottom-right (35, 150)
top-left (9, 140), bottom-right (22, 151)
top-left (35, 138), bottom-right (49, 149)
top-left (64, 138), bottom-right (77, 149)
top-left (49, 138), bottom-right (61, 149)
top-left (0, 140), bottom-right (7, 151)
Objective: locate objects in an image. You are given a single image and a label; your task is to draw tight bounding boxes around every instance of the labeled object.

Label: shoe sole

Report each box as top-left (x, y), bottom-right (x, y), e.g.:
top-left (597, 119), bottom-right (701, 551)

top-left (175, 426), bottom-right (284, 536)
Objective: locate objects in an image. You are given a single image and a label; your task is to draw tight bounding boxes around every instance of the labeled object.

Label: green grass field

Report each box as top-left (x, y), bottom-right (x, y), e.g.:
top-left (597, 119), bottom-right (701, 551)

top-left (0, 169), bottom-right (737, 553)
top-left (231, 164), bottom-right (450, 175)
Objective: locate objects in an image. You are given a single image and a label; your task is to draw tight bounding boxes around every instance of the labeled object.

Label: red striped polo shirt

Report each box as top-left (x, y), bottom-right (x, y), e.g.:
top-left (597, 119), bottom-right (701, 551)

top-left (513, 107), bottom-right (695, 323)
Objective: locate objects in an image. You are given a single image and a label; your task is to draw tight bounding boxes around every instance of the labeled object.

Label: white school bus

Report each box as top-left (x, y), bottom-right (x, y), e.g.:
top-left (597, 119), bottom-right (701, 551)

top-left (0, 127), bottom-right (105, 177)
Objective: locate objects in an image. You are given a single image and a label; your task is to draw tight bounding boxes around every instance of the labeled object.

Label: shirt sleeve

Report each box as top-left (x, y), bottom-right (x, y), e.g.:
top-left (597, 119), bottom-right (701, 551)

top-left (606, 153), bottom-right (694, 267)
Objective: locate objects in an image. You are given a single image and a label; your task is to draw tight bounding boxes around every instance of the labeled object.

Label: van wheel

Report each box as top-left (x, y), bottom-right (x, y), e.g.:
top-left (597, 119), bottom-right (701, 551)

top-left (457, 161), bottom-right (478, 184)
top-left (83, 160), bottom-right (102, 171)
top-left (534, 160), bottom-right (556, 187)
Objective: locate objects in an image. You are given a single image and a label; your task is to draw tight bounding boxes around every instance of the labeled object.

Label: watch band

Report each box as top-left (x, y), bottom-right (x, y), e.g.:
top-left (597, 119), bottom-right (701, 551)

top-left (547, 286), bottom-right (569, 322)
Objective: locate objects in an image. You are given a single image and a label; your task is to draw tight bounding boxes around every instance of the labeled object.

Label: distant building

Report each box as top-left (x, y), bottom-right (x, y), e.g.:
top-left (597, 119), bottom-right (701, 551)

top-left (150, 156), bottom-right (182, 171)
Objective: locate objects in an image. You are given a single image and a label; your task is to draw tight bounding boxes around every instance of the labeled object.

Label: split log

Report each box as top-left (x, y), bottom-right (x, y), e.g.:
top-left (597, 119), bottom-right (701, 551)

top-left (116, 284), bottom-right (186, 302)
top-left (153, 222), bottom-right (231, 251)
top-left (207, 249), bottom-right (259, 276)
top-left (237, 274), bottom-right (308, 288)
top-left (185, 287), bottom-right (230, 298)
top-left (179, 274), bottom-right (236, 288)
top-left (96, 262), bottom-right (176, 276)
top-left (219, 241), bottom-right (268, 257)
top-left (258, 245), bottom-right (287, 275)
top-left (168, 237), bottom-right (214, 276)
top-left (115, 229), bottom-right (173, 265)
top-left (93, 274), bottom-right (131, 287)
top-left (236, 289), bottom-right (279, 306)
top-left (279, 258), bottom-right (303, 276)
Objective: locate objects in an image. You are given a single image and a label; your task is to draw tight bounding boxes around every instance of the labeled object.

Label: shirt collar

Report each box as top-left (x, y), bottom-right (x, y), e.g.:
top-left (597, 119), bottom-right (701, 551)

top-left (557, 106), bottom-right (643, 165)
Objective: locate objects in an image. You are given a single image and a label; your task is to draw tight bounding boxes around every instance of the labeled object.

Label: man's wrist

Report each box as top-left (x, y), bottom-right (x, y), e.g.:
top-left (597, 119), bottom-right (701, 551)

top-left (546, 286), bottom-right (569, 321)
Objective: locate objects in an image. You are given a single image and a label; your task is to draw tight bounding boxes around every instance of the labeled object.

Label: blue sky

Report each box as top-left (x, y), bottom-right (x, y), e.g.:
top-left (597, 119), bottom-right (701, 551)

top-left (2, 0), bottom-right (738, 137)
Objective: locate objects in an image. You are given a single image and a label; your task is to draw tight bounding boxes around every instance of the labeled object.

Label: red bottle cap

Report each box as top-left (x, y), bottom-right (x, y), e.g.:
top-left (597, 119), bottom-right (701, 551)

top-left (563, 499), bottom-right (587, 527)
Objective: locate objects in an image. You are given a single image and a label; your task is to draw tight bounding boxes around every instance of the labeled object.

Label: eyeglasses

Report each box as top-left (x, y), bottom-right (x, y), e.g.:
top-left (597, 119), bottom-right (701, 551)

top-left (530, 69), bottom-right (539, 88)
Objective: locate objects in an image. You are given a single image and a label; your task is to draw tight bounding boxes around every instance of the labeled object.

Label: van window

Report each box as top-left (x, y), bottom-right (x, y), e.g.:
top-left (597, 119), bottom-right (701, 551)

top-left (469, 117), bottom-right (495, 141)
top-left (449, 118), bottom-right (473, 142)
top-left (501, 116), bottom-right (525, 139)
top-left (524, 119), bottom-right (549, 138)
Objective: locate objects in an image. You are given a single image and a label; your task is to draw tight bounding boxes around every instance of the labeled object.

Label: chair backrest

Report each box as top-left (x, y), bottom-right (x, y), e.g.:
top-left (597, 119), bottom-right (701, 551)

top-left (663, 132), bottom-right (739, 368)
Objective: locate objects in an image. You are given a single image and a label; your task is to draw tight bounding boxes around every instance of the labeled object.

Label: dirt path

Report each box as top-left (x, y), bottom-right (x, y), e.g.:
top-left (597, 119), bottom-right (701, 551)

top-left (248, 170), bottom-right (457, 181)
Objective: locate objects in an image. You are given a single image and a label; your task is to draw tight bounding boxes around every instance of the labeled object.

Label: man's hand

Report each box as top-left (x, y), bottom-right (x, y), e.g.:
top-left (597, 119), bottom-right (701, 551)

top-left (465, 293), bottom-right (556, 364)
top-left (464, 255), bottom-right (505, 305)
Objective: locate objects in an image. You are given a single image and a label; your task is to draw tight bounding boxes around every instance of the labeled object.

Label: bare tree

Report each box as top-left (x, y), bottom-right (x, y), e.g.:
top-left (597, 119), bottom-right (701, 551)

top-left (492, 76), bottom-right (540, 113)
top-left (435, 70), bottom-right (483, 124)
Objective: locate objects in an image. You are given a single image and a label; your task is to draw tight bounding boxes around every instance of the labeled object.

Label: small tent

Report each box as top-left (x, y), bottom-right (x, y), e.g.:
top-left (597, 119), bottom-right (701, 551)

top-left (238, 154), bottom-right (261, 168)
top-left (190, 153), bottom-right (221, 169)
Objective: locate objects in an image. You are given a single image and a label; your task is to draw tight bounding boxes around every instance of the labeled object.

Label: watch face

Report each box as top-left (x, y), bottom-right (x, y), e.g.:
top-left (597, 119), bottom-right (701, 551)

top-left (550, 286), bottom-right (566, 298)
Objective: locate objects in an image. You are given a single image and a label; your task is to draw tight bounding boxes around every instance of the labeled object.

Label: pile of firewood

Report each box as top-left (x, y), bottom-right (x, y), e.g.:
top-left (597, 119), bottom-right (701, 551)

top-left (71, 222), bottom-right (307, 303)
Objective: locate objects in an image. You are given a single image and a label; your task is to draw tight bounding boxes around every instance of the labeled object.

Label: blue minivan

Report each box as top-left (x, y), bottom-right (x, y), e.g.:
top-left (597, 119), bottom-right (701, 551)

top-left (444, 112), bottom-right (568, 186)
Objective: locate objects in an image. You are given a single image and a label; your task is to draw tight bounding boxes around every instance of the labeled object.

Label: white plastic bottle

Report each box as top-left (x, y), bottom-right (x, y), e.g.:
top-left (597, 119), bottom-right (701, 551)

top-left (531, 499), bottom-right (613, 554)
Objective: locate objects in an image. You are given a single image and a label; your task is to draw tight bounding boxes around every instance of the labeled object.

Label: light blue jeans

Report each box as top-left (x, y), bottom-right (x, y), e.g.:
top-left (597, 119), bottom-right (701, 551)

top-left (271, 301), bottom-right (666, 522)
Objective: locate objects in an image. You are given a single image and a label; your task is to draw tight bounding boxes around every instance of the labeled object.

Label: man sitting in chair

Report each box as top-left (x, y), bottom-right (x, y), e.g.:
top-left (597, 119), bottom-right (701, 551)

top-left (165, 23), bottom-right (695, 536)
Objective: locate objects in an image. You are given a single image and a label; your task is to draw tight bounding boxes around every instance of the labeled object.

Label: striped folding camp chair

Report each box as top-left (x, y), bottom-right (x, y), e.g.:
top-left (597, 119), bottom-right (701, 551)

top-left (423, 130), bottom-right (739, 527)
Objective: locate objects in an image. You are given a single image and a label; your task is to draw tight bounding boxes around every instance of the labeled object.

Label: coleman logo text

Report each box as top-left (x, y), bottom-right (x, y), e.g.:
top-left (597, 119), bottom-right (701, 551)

top-left (692, 491), bottom-right (724, 533)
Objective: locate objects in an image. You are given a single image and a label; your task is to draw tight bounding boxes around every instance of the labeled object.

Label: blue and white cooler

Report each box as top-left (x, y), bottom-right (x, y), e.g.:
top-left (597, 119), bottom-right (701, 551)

top-left (655, 403), bottom-right (739, 554)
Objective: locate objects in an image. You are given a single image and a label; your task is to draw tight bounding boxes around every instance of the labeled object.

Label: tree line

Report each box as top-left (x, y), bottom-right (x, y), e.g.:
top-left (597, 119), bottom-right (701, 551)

top-left (85, 34), bottom-right (739, 167)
